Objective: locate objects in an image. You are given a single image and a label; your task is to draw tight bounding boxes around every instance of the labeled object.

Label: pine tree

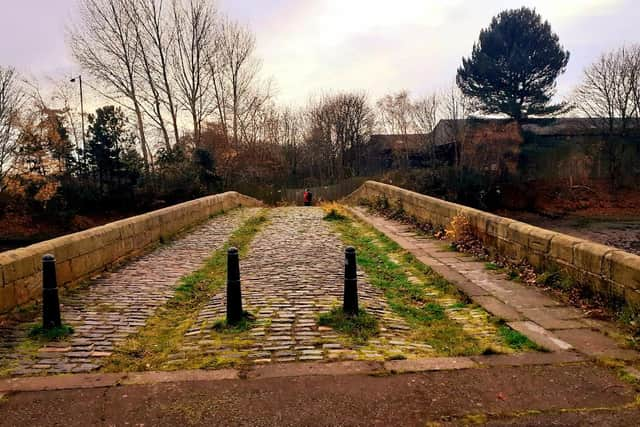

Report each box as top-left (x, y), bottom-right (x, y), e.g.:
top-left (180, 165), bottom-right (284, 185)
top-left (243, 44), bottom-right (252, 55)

top-left (456, 7), bottom-right (570, 121)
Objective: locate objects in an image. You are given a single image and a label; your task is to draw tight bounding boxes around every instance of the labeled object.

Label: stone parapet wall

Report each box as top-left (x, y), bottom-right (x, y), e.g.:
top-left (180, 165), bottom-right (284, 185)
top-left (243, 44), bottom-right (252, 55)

top-left (345, 181), bottom-right (640, 310)
top-left (0, 192), bottom-right (261, 314)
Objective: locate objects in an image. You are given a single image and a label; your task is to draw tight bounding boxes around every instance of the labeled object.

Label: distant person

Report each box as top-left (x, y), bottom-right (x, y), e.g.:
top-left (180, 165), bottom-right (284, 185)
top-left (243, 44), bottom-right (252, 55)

top-left (303, 189), bottom-right (313, 206)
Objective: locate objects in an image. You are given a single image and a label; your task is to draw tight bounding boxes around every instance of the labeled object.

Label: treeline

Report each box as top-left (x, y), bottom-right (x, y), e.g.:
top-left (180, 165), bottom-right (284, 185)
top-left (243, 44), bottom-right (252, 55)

top-left (1, 4), bottom-right (640, 226)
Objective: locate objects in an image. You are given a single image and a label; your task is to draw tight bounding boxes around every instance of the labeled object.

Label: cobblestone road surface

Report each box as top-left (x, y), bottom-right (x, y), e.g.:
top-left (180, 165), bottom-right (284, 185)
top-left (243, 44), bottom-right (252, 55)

top-left (181, 207), bottom-right (434, 364)
top-left (0, 209), bottom-right (253, 376)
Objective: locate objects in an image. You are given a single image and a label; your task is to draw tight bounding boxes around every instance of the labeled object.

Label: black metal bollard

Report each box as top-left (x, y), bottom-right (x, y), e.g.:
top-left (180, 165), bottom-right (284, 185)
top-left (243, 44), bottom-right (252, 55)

top-left (226, 247), bottom-right (243, 324)
top-left (42, 254), bottom-right (62, 329)
top-left (343, 247), bottom-right (359, 315)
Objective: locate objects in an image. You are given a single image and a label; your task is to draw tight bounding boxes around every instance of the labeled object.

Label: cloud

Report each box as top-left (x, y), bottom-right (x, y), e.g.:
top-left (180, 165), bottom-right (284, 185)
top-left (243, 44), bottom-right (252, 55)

top-left (229, 0), bottom-right (635, 105)
top-left (1, 0), bottom-right (637, 107)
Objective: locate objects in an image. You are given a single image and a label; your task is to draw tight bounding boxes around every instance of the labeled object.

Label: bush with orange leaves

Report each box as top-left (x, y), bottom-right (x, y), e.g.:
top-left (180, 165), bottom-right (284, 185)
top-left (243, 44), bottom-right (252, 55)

top-left (445, 214), bottom-right (483, 254)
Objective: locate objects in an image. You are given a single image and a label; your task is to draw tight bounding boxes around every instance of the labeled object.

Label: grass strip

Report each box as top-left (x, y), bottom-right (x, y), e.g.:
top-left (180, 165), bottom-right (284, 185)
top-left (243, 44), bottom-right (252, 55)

top-left (323, 203), bottom-right (534, 356)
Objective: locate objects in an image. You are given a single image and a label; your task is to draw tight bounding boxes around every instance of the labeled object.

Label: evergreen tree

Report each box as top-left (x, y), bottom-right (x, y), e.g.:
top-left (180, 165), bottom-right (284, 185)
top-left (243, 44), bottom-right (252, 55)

top-left (456, 7), bottom-right (570, 121)
top-left (86, 106), bottom-right (140, 195)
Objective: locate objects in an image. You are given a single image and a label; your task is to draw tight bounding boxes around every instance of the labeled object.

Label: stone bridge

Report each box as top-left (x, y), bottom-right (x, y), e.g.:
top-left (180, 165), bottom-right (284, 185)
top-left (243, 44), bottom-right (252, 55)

top-left (0, 183), bottom-right (638, 378)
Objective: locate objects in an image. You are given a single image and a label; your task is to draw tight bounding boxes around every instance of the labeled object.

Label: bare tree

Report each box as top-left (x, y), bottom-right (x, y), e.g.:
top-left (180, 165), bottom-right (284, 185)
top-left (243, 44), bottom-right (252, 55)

top-left (172, 0), bottom-right (216, 147)
top-left (69, 0), bottom-right (151, 168)
top-left (573, 45), bottom-right (640, 188)
top-left (210, 18), bottom-right (263, 147)
top-left (412, 92), bottom-right (441, 161)
top-left (49, 76), bottom-right (83, 156)
top-left (376, 91), bottom-right (414, 167)
top-left (442, 84), bottom-right (472, 168)
top-left (0, 66), bottom-right (24, 190)
top-left (573, 45), bottom-right (640, 134)
top-left (305, 92), bottom-right (374, 180)
top-left (632, 47), bottom-right (640, 122)
top-left (127, 0), bottom-right (177, 150)
top-left (279, 107), bottom-right (304, 183)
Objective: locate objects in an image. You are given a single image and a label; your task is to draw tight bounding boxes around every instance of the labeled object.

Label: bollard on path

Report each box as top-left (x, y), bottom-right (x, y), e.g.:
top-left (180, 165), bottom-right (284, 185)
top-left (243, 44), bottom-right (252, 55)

top-left (226, 247), bottom-right (243, 325)
top-left (343, 246), bottom-right (359, 315)
top-left (42, 254), bottom-right (62, 329)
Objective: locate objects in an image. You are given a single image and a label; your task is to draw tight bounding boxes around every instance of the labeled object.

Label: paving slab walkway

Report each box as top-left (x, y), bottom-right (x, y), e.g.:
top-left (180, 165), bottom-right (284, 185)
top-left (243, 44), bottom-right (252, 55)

top-left (349, 206), bottom-right (640, 361)
top-left (181, 207), bottom-right (434, 364)
top-left (0, 209), bottom-right (255, 376)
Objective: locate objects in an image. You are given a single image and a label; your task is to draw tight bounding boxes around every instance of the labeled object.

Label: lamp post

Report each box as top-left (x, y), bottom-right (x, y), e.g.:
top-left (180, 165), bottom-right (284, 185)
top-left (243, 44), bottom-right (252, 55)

top-left (70, 75), bottom-right (86, 159)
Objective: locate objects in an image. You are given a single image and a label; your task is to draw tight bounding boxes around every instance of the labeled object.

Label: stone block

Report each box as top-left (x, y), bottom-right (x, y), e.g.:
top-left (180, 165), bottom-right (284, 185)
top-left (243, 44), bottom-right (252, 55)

top-left (573, 242), bottom-right (615, 277)
top-left (44, 235), bottom-right (76, 263)
top-left (549, 234), bottom-right (581, 264)
top-left (0, 248), bottom-right (40, 283)
top-left (71, 230), bottom-right (105, 257)
top-left (25, 241), bottom-right (56, 260)
top-left (434, 204), bottom-right (457, 222)
top-left (221, 193), bottom-right (236, 211)
top-left (607, 251), bottom-right (640, 291)
top-left (146, 212), bottom-right (163, 232)
top-left (493, 217), bottom-right (514, 240)
top-left (471, 295), bottom-right (523, 321)
top-left (13, 274), bottom-right (40, 306)
top-left (108, 239), bottom-right (128, 262)
top-left (94, 224), bottom-right (121, 246)
top-left (96, 242), bottom-right (118, 268)
top-left (506, 321), bottom-right (573, 352)
top-left (525, 252), bottom-right (545, 270)
top-left (496, 238), bottom-right (519, 261)
top-left (506, 221), bottom-right (532, 248)
top-left (0, 282), bottom-right (16, 313)
top-left (70, 254), bottom-right (91, 279)
top-left (526, 226), bottom-right (556, 254)
top-left (384, 357), bottom-right (476, 373)
top-left (625, 288), bottom-right (640, 310)
top-left (118, 218), bottom-right (137, 239)
top-left (132, 216), bottom-right (149, 236)
top-left (56, 259), bottom-right (73, 286)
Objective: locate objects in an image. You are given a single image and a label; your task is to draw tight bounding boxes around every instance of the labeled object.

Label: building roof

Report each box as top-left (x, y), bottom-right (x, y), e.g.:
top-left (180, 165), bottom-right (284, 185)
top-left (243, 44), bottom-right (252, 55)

top-left (386, 117), bottom-right (640, 148)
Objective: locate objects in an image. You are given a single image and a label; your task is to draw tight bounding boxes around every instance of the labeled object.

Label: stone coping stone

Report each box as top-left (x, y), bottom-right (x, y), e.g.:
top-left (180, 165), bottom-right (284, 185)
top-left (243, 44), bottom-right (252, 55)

top-left (246, 361), bottom-right (383, 379)
top-left (0, 372), bottom-right (128, 392)
top-left (0, 370), bottom-right (240, 393)
top-left (384, 357), bottom-right (477, 373)
top-left (471, 351), bottom-right (586, 367)
top-left (122, 369), bottom-right (239, 385)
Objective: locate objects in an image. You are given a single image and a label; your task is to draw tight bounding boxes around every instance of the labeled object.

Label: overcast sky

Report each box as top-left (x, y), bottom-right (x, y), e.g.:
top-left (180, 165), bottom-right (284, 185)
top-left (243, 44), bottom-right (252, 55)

top-left (1, 0), bottom-right (639, 106)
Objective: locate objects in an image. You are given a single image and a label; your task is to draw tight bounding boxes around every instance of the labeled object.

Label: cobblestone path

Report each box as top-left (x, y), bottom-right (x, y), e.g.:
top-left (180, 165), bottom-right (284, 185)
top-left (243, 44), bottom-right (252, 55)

top-left (0, 209), bottom-right (254, 376)
top-left (181, 207), bottom-right (434, 364)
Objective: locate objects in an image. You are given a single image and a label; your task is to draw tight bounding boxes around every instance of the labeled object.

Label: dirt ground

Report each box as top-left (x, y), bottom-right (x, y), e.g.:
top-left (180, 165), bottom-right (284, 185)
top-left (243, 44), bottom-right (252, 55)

top-left (0, 212), bottom-right (131, 252)
top-left (501, 211), bottom-right (640, 256)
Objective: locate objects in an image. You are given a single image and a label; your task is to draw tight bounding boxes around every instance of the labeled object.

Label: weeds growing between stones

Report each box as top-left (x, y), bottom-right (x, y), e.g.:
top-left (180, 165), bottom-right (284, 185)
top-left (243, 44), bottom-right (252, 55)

top-left (28, 324), bottom-right (74, 341)
top-left (318, 307), bottom-right (380, 343)
top-left (497, 324), bottom-right (541, 351)
top-left (212, 312), bottom-right (256, 333)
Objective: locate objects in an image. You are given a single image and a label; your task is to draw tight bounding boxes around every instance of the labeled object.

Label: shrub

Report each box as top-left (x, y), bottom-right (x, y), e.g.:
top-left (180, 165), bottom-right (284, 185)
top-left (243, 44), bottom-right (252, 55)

top-left (445, 214), bottom-right (475, 245)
